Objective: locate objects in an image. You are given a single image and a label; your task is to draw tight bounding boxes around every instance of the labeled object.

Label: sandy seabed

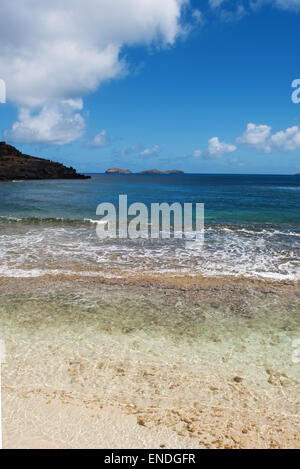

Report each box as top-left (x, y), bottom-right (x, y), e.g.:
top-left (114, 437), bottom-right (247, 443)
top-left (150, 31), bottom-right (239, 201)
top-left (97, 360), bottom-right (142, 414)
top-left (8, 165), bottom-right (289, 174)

top-left (1, 274), bottom-right (300, 449)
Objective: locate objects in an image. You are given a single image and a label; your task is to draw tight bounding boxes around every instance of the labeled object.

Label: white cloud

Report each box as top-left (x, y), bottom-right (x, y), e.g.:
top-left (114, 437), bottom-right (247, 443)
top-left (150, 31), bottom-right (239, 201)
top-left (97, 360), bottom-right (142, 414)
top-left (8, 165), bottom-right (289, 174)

top-left (88, 129), bottom-right (111, 148)
top-left (237, 123), bottom-right (272, 151)
top-left (195, 122), bottom-right (300, 160)
top-left (193, 137), bottom-right (237, 159)
top-left (4, 99), bottom-right (85, 145)
top-left (237, 122), bottom-right (300, 152)
top-left (1, 0), bottom-right (186, 108)
top-left (207, 137), bottom-right (237, 157)
top-left (270, 126), bottom-right (300, 151)
top-left (140, 144), bottom-right (160, 156)
top-left (1, 0), bottom-right (187, 144)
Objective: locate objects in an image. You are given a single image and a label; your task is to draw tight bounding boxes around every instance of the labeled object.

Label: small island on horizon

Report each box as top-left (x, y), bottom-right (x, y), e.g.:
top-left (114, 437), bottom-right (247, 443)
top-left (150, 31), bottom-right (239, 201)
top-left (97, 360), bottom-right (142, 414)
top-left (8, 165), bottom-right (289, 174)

top-left (0, 142), bottom-right (90, 181)
top-left (105, 168), bottom-right (184, 175)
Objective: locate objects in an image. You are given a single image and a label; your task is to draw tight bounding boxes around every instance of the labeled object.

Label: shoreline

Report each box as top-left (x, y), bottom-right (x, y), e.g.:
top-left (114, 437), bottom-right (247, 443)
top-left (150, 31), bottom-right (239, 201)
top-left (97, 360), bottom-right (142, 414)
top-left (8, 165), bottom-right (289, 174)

top-left (1, 268), bottom-right (300, 282)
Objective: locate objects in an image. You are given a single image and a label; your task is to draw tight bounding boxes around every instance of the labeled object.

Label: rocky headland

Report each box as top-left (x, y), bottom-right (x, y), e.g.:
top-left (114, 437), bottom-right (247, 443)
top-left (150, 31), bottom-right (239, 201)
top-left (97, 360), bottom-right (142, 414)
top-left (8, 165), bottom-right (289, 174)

top-left (0, 142), bottom-right (90, 181)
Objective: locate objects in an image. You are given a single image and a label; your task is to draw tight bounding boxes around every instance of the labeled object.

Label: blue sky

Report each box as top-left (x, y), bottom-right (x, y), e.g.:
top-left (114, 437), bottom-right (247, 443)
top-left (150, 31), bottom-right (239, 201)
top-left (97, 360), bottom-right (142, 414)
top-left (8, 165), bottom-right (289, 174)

top-left (0, 0), bottom-right (300, 174)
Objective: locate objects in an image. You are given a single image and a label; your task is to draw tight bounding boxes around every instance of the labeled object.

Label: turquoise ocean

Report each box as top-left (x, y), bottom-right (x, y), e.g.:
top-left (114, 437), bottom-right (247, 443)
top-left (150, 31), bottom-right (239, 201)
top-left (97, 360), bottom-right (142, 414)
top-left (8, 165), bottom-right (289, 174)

top-left (0, 173), bottom-right (299, 280)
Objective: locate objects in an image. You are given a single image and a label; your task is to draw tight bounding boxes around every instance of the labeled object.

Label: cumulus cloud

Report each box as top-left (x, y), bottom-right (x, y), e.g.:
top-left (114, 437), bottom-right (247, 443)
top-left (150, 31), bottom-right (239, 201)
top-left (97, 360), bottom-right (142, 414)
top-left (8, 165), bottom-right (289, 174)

top-left (237, 123), bottom-right (272, 152)
top-left (194, 137), bottom-right (237, 159)
top-left (237, 122), bottom-right (300, 152)
top-left (195, 122), bottom-right (300, 160)
top-left (208, 137), bottom-right (237, 157)
top-left (1, 0), bottom-right (187, 144)
top-left (4, 99), bottom-right (85, 145)
top-left (270, 126), bottom-right (300, 151)
top-left (1, 0), bottom-right (187, 108)
top-left (140, 144), bottom-right (160, 156)
top-left (88, 129), bottom-right (111, 148)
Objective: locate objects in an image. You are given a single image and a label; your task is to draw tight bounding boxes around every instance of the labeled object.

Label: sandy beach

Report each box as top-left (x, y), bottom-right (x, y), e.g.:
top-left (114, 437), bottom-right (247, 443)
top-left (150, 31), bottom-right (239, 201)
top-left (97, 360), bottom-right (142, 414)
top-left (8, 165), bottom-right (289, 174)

top-left (1, 274), bottom-right (300, 449)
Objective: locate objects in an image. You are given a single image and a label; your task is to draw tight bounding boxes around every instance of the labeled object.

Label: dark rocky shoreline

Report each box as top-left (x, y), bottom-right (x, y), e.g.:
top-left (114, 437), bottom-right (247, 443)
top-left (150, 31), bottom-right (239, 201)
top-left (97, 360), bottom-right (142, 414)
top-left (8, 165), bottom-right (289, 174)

top-left (0, 142), bottom-right (90, 181)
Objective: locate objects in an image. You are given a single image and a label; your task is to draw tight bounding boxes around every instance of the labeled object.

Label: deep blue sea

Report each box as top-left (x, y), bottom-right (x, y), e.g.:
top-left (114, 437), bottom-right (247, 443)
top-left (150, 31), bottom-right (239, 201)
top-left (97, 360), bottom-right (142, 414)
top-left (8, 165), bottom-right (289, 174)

top-left (0, 173), bottom-right (299, 280)
top-left (1, 173), bottom-right (300, 224)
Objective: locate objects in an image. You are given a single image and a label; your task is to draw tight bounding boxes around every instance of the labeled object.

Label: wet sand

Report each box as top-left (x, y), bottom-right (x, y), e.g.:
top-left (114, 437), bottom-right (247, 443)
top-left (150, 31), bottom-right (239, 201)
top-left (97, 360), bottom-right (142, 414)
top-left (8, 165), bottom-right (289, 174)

top-left (1, 274), bottom-right (300, 449)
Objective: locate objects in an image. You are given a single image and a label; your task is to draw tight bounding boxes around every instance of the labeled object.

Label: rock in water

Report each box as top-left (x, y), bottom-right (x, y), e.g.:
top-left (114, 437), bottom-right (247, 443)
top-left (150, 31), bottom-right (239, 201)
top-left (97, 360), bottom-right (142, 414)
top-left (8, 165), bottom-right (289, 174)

top-left (138, 169), bottom-right (184, 174)
top-left (105, 168), bottom-right (132, 174)
top-left (0, 142), bottom-right (90, 181)
top-left (105, 168), bottom-right (184, 174)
